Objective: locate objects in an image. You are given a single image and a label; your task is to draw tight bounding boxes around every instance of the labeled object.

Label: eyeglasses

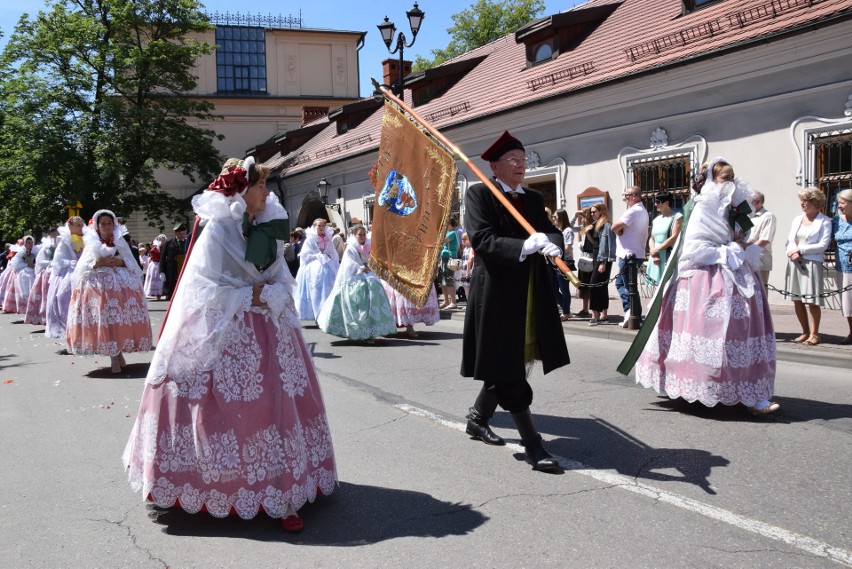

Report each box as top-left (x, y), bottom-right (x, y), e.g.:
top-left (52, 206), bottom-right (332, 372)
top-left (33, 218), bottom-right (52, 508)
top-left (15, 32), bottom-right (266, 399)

top-left (499, 156), bottom-right (529, 167)
top-left (623, 193), bottom-right (640, 199)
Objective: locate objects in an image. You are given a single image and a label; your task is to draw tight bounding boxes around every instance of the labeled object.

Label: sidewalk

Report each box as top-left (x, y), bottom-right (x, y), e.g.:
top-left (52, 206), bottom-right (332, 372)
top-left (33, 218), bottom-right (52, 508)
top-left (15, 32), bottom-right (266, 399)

top-left (440, 294), bottom-right (851, 369)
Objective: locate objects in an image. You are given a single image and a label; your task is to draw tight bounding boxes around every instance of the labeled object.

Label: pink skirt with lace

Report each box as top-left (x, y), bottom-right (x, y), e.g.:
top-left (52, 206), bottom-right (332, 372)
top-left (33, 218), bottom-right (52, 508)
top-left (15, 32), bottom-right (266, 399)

top-left (1, 268), bottom-right (23, 313)
top-left (635, 264), bottom-right (776, 407)
top-left (381, 280), bottom-right (440, 327)
top-left (66, 267), bottom-right (152, 356)
top-left (0, 268), bottom-right (14, 311)
top-left (123, 311), bottom-right (337, 519)
top-left (2, 267), bottom-right (34, 314)
top-left (24, 269), bottom-right (51, 325)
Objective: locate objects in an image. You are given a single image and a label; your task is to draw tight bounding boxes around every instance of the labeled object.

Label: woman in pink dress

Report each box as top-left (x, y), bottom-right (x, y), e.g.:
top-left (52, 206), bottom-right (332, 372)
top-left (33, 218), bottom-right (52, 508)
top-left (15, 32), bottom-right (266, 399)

top-left (66, 210), bottom-right (152, 373)
top-left (0, 244), bottom-right (17, 305)
top-left (2, 236), bottom-right (37, 314)
top-left (45, 217), bottom-right (85, 339)
top-left (632, 157), bottom-right (779, 415)
top-left (380, 279), bottom-right (440, 338)
top-left (123, 157), bottom-right (336, 533)
top-left (24, 229), bottom-right (59, 325)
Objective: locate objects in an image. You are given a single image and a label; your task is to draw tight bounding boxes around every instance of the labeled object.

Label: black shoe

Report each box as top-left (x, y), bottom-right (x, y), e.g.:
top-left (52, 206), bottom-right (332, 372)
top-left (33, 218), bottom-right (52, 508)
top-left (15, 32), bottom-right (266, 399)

top-left (523, 437), bottom-right (559, 472)
top-left (465, 408), bottom-right (505, 446)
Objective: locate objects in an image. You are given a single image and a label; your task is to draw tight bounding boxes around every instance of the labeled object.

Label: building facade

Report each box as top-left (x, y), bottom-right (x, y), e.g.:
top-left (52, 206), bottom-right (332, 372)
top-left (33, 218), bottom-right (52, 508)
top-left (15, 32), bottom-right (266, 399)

top-left (128, 14), bottom-right (365, 242)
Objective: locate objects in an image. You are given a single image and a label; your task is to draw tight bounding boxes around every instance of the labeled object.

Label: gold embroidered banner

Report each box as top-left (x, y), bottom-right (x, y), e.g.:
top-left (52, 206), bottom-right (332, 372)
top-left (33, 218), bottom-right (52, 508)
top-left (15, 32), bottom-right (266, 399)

top-left (368, 102), bottom-right (457, 307)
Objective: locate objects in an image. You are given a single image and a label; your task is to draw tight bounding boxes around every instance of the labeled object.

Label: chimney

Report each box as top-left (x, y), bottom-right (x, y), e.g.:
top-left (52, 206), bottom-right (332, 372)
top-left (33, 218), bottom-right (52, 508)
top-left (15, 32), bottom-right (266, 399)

top-left (382, 58), bottom-right (412, 91)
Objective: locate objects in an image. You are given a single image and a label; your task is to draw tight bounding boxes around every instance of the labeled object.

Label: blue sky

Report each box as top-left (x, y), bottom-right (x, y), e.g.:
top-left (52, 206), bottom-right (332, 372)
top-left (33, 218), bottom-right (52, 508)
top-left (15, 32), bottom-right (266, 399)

top-left (0, 0), bottom-right (582, 97)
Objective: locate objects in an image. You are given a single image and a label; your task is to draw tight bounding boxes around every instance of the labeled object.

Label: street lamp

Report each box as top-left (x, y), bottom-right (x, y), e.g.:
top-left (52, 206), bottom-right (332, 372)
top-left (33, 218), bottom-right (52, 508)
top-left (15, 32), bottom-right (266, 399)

top-left (377, 3), bottom-right (425, 96)
top-left (317, 178), bottom-right (331, 204)
top-left (318, 178), bottom-right (341, 212)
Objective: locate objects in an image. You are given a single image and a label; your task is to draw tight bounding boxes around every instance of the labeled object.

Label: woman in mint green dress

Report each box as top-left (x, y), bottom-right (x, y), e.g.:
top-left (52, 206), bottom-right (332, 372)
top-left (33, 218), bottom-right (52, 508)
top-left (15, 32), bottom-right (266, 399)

top-left (646, 191), bottom-right (683, 286)
top-left (318, 225), bottom-right (396, 341)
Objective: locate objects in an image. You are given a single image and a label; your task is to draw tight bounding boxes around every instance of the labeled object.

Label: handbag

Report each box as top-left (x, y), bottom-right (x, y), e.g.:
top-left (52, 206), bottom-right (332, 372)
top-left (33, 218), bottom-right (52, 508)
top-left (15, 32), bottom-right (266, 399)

top-left (447, 258), bottom-right (463, 271)
top-left (577, 254), bottom-right (594, 273)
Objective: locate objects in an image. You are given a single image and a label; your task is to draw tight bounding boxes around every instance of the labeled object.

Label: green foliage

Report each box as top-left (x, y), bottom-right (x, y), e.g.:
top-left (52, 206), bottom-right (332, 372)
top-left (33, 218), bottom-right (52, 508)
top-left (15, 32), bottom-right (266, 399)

top-left (0, 0), bottom-right (224, 241)
top-left (412, 0), bottom-right (545, 72)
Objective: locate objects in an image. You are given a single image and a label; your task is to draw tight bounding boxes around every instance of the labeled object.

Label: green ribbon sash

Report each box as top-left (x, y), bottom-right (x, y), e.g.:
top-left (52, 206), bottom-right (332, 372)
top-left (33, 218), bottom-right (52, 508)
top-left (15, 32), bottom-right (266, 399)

top-left (242, 213), bottom-right (290, 271)
top-left (728, 200), bottom-right (753, 233)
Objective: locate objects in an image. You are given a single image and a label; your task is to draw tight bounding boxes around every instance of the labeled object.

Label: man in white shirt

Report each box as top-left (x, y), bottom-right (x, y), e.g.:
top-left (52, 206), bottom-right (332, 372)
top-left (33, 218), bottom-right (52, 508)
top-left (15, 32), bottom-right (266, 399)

top-left (747, 191), bottom-right (776, 287)
top-left (611, 186), bottom-right (649, 327)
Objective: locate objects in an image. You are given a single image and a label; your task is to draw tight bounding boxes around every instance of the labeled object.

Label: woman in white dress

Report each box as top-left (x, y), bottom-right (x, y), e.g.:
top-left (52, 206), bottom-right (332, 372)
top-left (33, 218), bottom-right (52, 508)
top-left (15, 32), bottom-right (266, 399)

top-left (143, 234), bottom-right (166, 299)
top-left (24, 230), bottom-right (58, 325)
top-left (295, 218), bottom-right (339, 321)
top-left (46, 217), bottom-right (85, 339)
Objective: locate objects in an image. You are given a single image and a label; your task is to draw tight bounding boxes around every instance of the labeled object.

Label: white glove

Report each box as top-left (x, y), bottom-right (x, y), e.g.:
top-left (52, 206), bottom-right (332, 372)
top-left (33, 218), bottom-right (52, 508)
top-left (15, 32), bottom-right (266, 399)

top-left (521, 233), bottom-right (550, 257)
top-left (539, 242), bottom-right (561, 258)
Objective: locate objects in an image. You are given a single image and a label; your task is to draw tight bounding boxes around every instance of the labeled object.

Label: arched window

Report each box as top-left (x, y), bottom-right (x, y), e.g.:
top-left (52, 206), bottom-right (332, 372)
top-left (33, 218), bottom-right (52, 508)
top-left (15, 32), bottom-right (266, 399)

top-left (533, 42), bottom-right (553, 63)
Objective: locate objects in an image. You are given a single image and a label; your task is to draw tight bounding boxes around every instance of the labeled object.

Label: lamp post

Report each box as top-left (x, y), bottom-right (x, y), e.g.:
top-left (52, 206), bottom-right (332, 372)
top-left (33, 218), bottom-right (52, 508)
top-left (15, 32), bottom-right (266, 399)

top-left (377, 3), bottom-right (425, 96)
top-left (318, 178), bottom-right (341, 212)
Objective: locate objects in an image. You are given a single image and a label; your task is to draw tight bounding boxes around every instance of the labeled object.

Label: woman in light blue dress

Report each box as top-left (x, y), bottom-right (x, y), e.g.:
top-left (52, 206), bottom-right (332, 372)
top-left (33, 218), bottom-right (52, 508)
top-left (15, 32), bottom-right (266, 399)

top-left (646, 191), bottom-right (683, 286)
top-left (318, 225), bottom-right (396, 341)
top-left (295, 218), bottom-right (339, 320)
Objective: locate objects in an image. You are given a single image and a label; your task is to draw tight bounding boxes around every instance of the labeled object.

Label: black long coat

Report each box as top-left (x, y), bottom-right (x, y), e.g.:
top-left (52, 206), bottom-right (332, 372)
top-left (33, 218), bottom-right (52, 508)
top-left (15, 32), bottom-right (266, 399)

top-left (159, 236), bottom-right (188, 298)
top-left (460, 182), bottom-right (570, 383)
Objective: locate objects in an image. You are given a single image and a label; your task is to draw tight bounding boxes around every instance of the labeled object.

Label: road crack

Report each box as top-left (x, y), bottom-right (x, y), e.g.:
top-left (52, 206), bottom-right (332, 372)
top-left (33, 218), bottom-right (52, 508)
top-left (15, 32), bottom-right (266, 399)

top-left (85, 510), bottom-right (168, 569)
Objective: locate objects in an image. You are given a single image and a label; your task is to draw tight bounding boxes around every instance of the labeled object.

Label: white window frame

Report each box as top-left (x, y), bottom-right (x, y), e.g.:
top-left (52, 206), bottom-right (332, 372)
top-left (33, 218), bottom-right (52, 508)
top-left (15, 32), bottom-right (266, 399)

top-left (790, 97), bottom-right (852, 187)
top-left (793, 121), bottom-right (852, 188)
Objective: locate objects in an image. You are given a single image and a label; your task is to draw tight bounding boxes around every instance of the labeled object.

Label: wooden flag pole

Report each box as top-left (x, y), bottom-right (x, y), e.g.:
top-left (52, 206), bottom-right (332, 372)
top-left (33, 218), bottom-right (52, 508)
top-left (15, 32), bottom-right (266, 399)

top-left (157, 215), bottom-right (201, 340)
top-left (372, 80), bottom-right (580, 287)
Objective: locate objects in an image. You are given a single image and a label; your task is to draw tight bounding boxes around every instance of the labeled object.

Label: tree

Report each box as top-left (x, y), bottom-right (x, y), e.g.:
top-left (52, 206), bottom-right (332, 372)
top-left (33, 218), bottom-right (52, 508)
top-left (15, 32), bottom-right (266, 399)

top-left (0, 0), bottom-right (223, 241)
top-left (413, 0), bottom-right (546, 71)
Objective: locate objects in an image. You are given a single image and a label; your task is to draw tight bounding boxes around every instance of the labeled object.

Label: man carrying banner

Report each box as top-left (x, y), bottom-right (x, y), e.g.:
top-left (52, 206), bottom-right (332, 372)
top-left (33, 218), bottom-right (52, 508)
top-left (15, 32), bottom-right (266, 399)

top-left (461, 131), bottom-right (570, 473)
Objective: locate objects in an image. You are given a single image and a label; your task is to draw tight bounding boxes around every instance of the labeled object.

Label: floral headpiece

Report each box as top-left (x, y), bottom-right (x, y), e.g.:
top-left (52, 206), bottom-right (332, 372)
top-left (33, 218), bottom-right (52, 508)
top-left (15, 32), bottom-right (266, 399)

top-left (207, 157), bottom-right (255, 197)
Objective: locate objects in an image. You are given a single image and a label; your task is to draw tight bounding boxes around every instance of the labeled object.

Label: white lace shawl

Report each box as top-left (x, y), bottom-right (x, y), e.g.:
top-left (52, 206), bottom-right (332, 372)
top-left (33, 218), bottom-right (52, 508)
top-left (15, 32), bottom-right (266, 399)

top-left (146, 191), bottom-right (297, 385)
top-left (299, 225), bottom-right (340, 273)
top-left (50, 233), bottom-right (80, 278)
top-left (679, 178), bottom-right (762, 297)
top-left (34, 237), bottom-right (54, 275)
top-left (9, 245), bottom-right (38, 272)
top-left (334, 236), bottom-right (370, 284)
top-left (71, 223), bottom-right (142, 287)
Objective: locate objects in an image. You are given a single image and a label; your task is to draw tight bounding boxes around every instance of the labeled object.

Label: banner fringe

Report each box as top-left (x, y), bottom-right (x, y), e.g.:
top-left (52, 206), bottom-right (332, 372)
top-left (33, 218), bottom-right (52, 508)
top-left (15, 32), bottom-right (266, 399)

top-left (369, 256), bottom-right (436, 309)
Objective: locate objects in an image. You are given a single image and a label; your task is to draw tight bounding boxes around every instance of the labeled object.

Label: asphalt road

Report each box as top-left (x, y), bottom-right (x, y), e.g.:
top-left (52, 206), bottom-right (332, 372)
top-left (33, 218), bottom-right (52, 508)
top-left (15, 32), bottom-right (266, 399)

top-left (1, 302), bottom-right (850, 569)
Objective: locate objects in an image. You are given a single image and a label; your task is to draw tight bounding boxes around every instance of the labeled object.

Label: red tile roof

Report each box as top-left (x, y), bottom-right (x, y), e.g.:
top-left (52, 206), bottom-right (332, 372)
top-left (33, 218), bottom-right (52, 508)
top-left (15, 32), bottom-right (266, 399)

top-left (272, 0), bottom-right (852, 176)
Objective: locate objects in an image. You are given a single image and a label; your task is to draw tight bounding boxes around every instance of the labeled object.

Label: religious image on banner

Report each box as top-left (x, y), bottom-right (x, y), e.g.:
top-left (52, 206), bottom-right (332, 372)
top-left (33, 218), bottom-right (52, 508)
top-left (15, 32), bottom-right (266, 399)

top-left (368, 102), bottom-right (457, 307)
top-left (378, 170), bottom-right (418, 215)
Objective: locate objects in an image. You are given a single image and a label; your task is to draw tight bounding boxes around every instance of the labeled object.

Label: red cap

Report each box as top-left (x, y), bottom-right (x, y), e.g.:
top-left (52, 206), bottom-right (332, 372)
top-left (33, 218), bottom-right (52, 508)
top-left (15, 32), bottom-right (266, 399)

top-left (480, 131), bottom-right (524, 162)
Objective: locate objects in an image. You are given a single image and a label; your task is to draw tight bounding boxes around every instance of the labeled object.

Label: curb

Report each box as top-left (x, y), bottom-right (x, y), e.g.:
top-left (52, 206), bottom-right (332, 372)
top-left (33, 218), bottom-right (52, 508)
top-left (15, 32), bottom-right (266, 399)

top-left (439, 309), bottom-right (851, 369)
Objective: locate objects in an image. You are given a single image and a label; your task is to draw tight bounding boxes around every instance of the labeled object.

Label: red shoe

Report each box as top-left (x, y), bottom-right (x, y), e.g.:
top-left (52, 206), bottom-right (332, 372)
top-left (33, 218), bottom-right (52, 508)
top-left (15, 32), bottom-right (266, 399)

top-left (282, 515), bottom-right (304, 533)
